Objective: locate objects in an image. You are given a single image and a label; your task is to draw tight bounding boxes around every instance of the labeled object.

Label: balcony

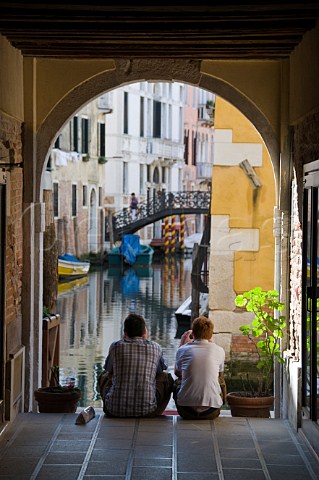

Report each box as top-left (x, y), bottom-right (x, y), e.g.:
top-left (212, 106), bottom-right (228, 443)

top-left (146, 138), bottom-right (185, 162)
top-left (196, 162), bottom-right (213, 180)
top-left (97, 94), bottom-right (112, 113)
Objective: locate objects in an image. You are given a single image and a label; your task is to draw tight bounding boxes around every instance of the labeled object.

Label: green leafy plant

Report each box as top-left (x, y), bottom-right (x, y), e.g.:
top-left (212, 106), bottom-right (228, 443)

top-left (43, 306), bottom-right (52, 318)
top-left (235, 287), bottom-right (286, 397)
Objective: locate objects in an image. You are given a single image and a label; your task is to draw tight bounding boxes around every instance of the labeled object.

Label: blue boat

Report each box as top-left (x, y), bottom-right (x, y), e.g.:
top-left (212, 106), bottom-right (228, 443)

top-left (108, 234), bottom-right (154, 266)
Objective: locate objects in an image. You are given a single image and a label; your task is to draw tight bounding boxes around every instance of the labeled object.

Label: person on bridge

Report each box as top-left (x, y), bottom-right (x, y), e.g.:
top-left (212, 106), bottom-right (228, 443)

top-left (130, 192), bottom-right (138, 220)
top-left (173, 316), bottom-right (226, 420)
top-left (98, 313), bottom-right (174, 417)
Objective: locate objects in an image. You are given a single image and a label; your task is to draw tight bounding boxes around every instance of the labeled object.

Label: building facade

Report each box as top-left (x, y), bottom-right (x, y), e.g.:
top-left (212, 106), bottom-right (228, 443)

top-left (183, 85), bottom-right (215, 235)
top-left (47, 82), bottom-right (215, 252)
top-left (103, 81), bottom-right (185, 241)
top-left (44, 97), bottom-right (107, 257)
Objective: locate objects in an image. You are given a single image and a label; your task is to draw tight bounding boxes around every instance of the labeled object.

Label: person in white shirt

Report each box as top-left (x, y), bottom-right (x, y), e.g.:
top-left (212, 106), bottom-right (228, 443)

top-left (173, 316), bottom-right (226, 420)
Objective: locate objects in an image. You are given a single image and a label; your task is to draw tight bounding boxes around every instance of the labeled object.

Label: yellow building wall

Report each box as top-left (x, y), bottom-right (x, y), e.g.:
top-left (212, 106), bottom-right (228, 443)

top-left (212, 97), bottom-right (276, 292)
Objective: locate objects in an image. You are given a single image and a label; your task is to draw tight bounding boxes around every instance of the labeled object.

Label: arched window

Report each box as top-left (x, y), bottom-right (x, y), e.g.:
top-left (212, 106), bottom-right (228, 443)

top-left (153, 167), bottom-right (160, 184)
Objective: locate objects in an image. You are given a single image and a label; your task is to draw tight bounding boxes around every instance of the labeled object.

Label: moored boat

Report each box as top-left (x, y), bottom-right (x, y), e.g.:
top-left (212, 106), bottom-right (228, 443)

top-left (175, 292), bottom-right (209, 325)
top-left (58, 275), bottom-right (89, 294)
top-left (58, 253), bottom-right (90, 278)
top-left (108, 234), bottom-right (154, 266)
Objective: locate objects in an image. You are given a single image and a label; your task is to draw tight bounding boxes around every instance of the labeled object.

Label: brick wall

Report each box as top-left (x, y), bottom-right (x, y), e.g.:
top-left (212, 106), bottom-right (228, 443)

top-left (289, 177), bottom-right (302, 360)
top-left (231, 334), bottom-right (259, 361)
top-left (55, 180), bottom-right (104, 256)
top-left (291, 107), bottom-right (319, 360)
top-left (0, 111), bottom-right (23, 357)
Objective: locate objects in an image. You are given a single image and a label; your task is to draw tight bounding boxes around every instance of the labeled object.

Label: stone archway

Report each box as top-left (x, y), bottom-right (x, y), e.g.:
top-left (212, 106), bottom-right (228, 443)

top-left (30, 57), bottom-right (281, 411)
top-left (37, 59), bottom-right (280, 201)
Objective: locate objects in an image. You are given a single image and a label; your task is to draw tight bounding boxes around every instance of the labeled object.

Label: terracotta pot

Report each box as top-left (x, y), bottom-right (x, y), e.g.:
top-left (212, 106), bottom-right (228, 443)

top-left (226, 392), bottom-right (274, 418)
top-left (34, 387), bottom-right (82, 413)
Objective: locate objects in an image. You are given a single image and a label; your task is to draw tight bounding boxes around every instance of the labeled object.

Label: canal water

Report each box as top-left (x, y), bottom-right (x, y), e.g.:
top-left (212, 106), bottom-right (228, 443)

top-left (57, 257), bottom-right (192, 408)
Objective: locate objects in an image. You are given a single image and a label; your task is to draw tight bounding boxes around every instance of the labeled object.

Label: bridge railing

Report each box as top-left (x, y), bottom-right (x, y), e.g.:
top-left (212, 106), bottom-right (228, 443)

top-left (109, 190), bottom-right (211, 232)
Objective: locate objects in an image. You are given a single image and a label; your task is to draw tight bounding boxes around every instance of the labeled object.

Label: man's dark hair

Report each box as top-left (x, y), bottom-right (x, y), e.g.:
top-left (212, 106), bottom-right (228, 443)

top-left (124, 313), bottom-right (146, 337)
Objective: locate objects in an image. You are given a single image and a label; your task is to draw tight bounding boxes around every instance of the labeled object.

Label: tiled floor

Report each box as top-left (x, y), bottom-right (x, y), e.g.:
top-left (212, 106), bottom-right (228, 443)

top-left (0, 410), bottom-right (319, 479)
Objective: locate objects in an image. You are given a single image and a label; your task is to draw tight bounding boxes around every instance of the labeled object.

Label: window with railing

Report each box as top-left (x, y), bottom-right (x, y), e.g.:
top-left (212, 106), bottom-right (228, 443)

top-left (72, 184), bottom-right (77, 216)
top-left (196, 163), bottom-right (213, 179)
top-left (83, 185), bottom-right (88, 207)
top-left (153, 100), bottom-right (161, 138)
top-left (140, 164), bottom-right (144, 194)
top-left (53, 182), bottom-right (59, 218)
top-left (98, 122), bottom-right (106, 157)
top-left (123, 92), bottom-right (128, 134)
top-left (123, 162), bottom-right (128, 194)
top-left (81, 117), bottom-right (89, 154)
top-left (184, 130), bottom-right (189, 165)
top-left (162, 166), bottom-right (166, 184)
top-left (140, 97), bottom-right (144, 137)
top-left (192, 132), bottom-right (197, 166)
top-left (168, 104), bottom-right (172, 140)
top-left (72, 116), bottom-right (78, 151)
top-left (179, 106), bottom-right (183, 143)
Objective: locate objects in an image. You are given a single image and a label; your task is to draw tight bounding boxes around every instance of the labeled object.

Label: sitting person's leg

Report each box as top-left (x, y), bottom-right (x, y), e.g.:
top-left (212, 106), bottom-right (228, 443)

top-left (146, 372), bottom-right (174, 417)
top-left (97, 371), bottom-right (113, 415)
top-left (173, 378), bottom-right (220, 420)
top-left (98, 370), bottom-right (112, 398)
top-left (175, 404), bottom-right (220, 420)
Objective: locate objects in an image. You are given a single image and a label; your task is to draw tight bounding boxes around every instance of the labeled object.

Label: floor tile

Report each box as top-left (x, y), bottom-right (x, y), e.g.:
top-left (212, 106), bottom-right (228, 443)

top-left (131, 467), bottom-right (172, 480)
top-left (35, 464), bottom-right (81, 480)
top-left (0, 458), bottom-right (39, 475)
top-left (44, 451), bottom-right (86, 464)
top-left (223, 469), bottom-right (266, 480)
top-left (85, 461), bottom-right (127, 475)
top-left (0, 413), bottom-right (318, 480)
top-left (266, 464), bottom-right (317, 480)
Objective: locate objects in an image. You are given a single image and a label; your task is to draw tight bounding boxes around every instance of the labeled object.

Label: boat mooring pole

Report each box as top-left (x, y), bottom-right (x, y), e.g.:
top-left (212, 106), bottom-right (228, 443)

top-left (164, 217), bottom-right (169, 255)
top-left (170, 215), bottom-right (176, 253)
top-left (180, 213), bottom-right (185, 253)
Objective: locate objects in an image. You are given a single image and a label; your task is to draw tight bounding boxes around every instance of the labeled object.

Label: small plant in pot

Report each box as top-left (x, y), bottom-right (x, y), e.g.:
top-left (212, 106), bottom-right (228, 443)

top-left (34, 366), bottom-right (81, 413)
top-left (226, 287), bottom-right (286, 417)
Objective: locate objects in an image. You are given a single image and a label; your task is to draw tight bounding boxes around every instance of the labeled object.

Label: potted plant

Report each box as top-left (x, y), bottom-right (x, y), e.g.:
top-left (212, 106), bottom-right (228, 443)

top-left (226, 287), bottom-right (286, 417)
top-left (43, 306), bottom-right (52, 318)
top-left (34, 366), bottom-right (81, 413)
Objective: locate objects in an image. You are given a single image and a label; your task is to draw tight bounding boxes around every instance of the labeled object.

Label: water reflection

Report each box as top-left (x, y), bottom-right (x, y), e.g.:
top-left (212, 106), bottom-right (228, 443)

top-left (58, 257), bottom-right (192, 407)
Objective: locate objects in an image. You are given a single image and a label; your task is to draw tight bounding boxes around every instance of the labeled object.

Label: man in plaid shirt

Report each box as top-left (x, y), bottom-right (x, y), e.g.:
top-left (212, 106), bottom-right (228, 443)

top-left (99, 313), bottom-right (173, 417)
